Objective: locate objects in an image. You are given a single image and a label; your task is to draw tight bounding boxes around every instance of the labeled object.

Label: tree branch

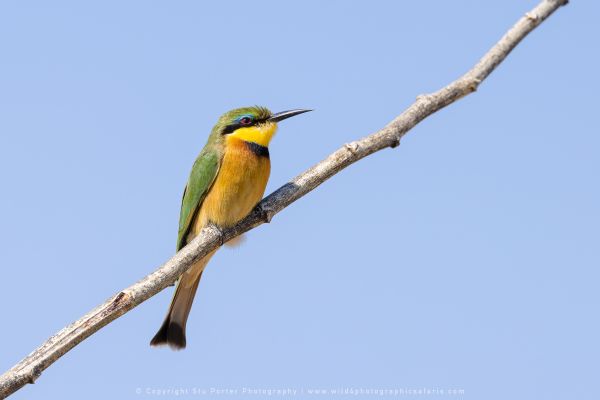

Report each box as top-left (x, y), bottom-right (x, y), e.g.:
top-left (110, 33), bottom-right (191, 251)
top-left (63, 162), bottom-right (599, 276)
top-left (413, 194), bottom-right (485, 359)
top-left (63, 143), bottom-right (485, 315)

top-left (0, 1), bottom-right (568, 397)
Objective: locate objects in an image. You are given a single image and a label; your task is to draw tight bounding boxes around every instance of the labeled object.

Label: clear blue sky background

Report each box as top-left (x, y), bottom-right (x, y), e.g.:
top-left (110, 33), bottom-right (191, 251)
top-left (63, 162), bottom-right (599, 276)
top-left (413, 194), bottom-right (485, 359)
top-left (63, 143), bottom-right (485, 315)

top-left (1, 1), bottom-right (598, 399)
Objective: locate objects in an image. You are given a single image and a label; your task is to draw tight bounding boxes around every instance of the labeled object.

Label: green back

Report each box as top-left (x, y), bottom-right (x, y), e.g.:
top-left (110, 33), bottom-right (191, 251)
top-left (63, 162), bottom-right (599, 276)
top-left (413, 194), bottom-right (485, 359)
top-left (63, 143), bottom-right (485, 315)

top-left (176, 147), bottom-right (220, 250)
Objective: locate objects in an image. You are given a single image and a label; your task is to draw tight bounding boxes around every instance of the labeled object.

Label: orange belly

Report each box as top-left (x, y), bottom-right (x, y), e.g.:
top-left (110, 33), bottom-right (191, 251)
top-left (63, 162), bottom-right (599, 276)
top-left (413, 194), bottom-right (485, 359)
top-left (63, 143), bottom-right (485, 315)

top-left (192, 138), bottom-right (270, 235)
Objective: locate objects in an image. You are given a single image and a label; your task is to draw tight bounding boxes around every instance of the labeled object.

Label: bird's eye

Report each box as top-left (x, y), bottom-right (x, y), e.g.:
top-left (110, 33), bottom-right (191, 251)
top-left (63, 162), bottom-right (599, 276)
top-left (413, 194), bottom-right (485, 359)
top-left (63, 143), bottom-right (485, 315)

top-left (239, 116), bottom-right (253, 126)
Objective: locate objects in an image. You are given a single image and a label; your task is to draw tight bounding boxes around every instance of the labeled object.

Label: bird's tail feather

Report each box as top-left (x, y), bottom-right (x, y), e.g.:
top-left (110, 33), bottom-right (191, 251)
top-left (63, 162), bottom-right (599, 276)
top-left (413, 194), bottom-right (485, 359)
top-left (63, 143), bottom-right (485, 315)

top-left (150, 252), bottom-right (215, 350)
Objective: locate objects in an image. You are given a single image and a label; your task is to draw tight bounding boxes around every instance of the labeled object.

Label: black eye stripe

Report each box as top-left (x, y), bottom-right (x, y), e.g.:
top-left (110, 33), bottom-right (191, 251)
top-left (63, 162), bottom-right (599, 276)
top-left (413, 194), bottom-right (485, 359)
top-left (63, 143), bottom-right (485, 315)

top-left (222, 117), bottom-right (269, 135)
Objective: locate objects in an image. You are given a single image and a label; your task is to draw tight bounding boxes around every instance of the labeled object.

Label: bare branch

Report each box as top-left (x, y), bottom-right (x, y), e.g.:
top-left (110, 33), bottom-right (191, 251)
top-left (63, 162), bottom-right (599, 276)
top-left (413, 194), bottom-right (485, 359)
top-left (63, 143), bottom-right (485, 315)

top-left (0, 1), bottom-right (568, 398)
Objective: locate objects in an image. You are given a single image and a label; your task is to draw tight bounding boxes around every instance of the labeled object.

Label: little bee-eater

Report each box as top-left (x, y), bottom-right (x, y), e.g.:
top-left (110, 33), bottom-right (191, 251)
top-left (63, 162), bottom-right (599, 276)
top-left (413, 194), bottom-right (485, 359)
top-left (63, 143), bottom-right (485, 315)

top-left (150, 106), bottom-right (311, 350)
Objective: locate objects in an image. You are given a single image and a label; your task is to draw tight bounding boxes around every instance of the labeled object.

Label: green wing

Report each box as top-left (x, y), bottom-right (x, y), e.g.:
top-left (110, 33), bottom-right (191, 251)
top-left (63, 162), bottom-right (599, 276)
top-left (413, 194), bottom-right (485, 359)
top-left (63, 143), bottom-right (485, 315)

top-left (176, 149), bottom-right (220, 251)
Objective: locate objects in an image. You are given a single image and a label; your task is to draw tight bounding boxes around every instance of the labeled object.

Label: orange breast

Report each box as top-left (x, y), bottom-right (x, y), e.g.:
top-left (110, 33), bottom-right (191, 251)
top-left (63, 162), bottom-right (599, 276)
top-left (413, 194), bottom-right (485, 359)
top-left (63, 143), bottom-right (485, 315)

top-left (193, 138), bottom-right (271, 233)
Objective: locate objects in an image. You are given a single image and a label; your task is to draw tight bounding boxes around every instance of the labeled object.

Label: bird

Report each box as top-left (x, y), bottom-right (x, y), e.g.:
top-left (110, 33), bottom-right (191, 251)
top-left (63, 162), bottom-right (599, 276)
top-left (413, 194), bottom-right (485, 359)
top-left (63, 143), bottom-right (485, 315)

top-left (150, 106), bottom-right (311, 350)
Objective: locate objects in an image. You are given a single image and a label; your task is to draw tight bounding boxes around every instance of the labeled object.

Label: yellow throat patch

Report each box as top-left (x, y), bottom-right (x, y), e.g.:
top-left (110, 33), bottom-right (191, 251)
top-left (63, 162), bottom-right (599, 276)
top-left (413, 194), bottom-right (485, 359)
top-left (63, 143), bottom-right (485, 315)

top-left (226, 121), bottom-right (278, 147)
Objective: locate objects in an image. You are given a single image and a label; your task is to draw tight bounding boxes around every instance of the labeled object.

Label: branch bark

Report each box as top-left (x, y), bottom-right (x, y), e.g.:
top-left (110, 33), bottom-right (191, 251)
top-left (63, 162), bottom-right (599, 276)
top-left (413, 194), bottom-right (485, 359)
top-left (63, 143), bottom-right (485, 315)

top-left (0, 1), bottom-right (568, 397)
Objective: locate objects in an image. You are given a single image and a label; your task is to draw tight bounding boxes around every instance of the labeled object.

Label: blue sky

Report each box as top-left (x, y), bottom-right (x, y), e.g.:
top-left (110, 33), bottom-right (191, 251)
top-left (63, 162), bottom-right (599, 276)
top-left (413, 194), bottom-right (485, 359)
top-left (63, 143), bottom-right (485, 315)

top-left (1, 1), bottom-right (598, 399)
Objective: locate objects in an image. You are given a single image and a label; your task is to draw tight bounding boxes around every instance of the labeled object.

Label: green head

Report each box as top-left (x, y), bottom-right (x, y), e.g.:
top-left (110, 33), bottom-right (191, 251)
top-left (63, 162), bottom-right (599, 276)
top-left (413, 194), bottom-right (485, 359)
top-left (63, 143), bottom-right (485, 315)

top-left (209, 106), bottom-right (311, 147)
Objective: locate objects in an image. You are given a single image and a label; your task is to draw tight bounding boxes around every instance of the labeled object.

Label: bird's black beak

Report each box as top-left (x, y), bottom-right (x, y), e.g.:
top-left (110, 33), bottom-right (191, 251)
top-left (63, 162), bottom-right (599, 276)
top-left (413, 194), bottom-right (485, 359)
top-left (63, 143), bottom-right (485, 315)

top-left (268, 109), bottom-right (312, 123)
